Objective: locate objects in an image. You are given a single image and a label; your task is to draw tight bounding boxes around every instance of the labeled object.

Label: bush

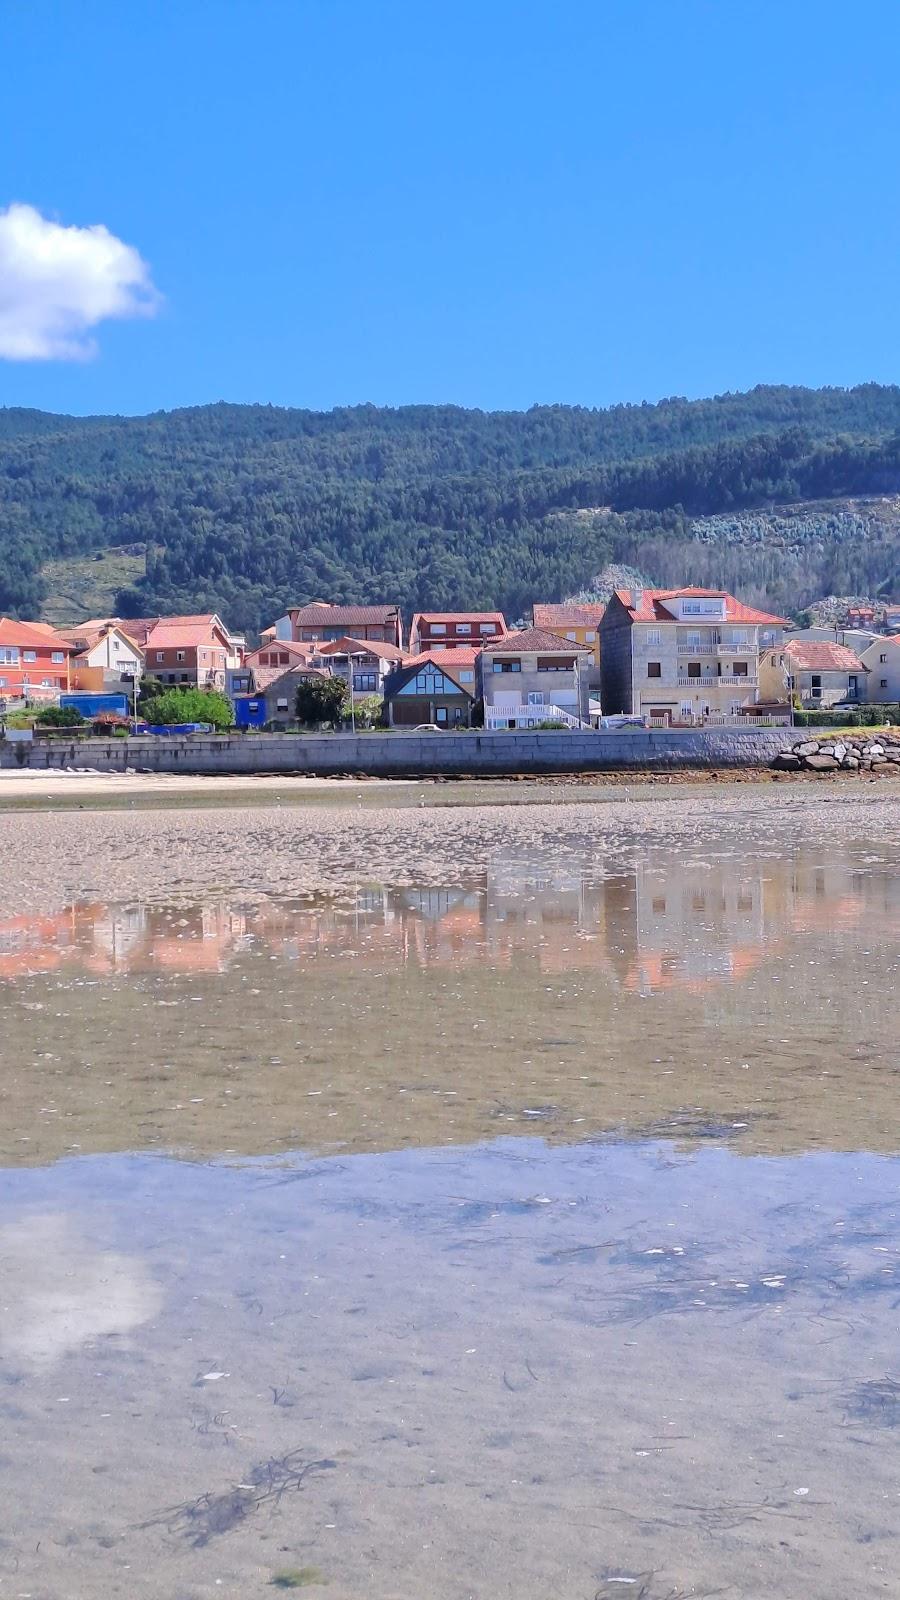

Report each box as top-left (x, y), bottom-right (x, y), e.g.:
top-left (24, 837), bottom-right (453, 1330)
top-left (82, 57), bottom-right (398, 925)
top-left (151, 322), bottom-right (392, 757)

top-left (34, 705), bottom-right (85, 727)
top-left (793, 704), bottom-right (900, 727)
top-left (140, 687), bottom-right (234, 730)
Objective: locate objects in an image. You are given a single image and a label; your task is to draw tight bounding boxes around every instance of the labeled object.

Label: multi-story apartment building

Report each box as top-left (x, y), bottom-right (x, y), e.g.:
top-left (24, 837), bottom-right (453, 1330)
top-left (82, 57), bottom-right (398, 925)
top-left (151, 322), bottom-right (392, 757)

top-left (408, 612), bottom-right (507, 653)
top-left (600, 587), bottom-right (785, 724)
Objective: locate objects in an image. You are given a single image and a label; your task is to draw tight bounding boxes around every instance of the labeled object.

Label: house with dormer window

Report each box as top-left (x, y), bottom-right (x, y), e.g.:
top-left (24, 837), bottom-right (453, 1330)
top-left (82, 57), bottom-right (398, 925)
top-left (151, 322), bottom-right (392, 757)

top-left (382, 650), bottom-right (478, 727)
top-left (600, 588), bottom-right (786, 724)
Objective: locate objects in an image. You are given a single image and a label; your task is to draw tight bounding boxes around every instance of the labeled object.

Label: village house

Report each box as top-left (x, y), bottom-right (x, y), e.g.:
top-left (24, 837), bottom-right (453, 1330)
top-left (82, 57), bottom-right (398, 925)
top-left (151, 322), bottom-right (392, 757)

top-left (0, 619), bottom-right (73, 701)
top-left (478, 627), bottom-right (592, 729)
top-left (143, 615), bottom-right (234, 690)
top-left (759, 639), bottom-right (868, 709)
top-left (227, 639), bottom-right (316, 697)
top-left (531, 602), bottom-right (604, 672)
top-left (408, 612), bottom-right (507, 654)
top-left (315, 636), bottom-right (406, 695)
top-left (600, 588), bottom-right (785, 724)
top-left (859, 635), bottom-right (900, 702)
top-left (272, 602), bottom-right (403, 650)
top-left (383, 649), bottom-right (478, 727)
top-left (56, 622), bottom-right (144, 693)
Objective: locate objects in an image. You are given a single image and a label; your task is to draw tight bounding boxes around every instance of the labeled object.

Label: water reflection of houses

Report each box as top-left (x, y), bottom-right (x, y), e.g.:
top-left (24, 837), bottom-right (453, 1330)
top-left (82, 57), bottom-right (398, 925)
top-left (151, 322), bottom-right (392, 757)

top-left (0, 849), bottom-right (893, 989)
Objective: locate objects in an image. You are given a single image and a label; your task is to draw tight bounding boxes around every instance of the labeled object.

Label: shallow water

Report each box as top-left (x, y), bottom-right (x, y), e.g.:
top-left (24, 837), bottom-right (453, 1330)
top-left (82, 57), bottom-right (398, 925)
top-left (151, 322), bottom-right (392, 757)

top-left (1, 798), bottom-right (899, 1598)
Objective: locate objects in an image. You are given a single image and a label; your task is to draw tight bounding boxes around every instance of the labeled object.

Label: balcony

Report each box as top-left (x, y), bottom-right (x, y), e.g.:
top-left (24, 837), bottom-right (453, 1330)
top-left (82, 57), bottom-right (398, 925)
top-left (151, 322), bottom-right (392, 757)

top-left (677, 674), bottom-right (757, 688)
top-left (676, 638), bottom-right (758, 655)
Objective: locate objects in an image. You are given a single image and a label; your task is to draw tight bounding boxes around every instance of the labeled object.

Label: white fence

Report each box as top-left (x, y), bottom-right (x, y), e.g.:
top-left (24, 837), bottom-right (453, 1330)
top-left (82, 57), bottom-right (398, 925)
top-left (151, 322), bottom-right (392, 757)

top-left (484, 703), bottom-right (590, 731)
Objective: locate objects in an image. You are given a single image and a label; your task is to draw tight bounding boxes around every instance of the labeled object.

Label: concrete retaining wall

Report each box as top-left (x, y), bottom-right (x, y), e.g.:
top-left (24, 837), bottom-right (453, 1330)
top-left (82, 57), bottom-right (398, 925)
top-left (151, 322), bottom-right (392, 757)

top-left (0, 727), bottom-right (823, 777)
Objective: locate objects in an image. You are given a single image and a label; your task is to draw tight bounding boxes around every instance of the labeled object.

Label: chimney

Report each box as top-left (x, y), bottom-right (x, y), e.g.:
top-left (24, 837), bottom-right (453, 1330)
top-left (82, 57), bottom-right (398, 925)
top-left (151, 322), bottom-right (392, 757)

top-left (632, 587), bottom-right (644, 614)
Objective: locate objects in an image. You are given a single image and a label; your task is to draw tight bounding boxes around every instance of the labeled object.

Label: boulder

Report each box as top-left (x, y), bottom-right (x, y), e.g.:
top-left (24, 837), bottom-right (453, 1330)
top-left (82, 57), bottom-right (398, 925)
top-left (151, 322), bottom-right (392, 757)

top-left (817, 744), bottom-right (836, 756)
top-left (868, 744), bottom-right (885, 757)
top-left (795, 741), bottom-right (819, 757)
top-left (805, 753), bottom-right (838, 770)
top-left (842, 754), bottom-right (860, 769)
top-left (833, 742), bottom-right (847, 763)
top-left (773, 752), bottom-right (801, 770)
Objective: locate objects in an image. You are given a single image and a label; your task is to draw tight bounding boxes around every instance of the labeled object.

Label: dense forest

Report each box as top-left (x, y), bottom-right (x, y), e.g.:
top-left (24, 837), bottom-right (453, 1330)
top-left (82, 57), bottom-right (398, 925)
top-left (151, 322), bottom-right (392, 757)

top-left (3, 384), bottom-right (900, 629)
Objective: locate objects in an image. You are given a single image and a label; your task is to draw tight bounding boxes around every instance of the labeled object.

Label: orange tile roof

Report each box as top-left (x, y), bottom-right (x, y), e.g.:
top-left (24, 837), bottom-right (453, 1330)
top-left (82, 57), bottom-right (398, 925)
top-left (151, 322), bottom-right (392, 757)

top-left (403, 646), bottom-right (480, 667)
top-left (144, 621), bottom-right (228, 649)
top-left (287, 602), bottom-right (400, 625)
top-left (317, 635), bottom-right (406, 660)
top-left (0, 618), bottom-right (75, 651)
top-left (482, 626), bottom-right (592, 654)
top-left (783, 640), bottom-right (867, 671)
top-left (614, 587), bottom-right (787, 626)
top-left (412, 611), bottom-right (507, 625)
top-left (533, 602), bottom-right (606, 627)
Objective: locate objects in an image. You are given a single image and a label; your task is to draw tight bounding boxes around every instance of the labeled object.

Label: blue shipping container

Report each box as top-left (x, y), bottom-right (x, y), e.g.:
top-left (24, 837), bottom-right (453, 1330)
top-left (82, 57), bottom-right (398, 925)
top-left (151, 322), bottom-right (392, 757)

top-left (60, 692), bottom-right (130, 719)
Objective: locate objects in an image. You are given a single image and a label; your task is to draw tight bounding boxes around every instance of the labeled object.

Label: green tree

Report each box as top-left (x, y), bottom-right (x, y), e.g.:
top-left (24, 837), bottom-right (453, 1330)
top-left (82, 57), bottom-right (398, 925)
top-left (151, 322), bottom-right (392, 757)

top-left (140, 686), bottom-right (234, 730)
top-left (295, 676), bottom-right (346, 726)
top-left (342, 691), bottom-right (384, 728)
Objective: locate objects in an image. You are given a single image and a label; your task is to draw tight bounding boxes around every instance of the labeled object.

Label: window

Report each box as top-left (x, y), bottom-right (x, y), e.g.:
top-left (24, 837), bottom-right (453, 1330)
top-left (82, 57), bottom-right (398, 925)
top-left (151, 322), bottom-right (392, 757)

top-left (479, 623), bottom-right (495, 634)
top-left (646, 628), bottom-right (661, 646)
top-left (156, 652), bottom-right (164, 662)
top-left (41, 679), bottom-right (51, 687)
top-left (455, 622), bottom-right (472, 634)
top-left (0, 679), bottom-right (5, 688)
top-left (353, 672), bottom-right (377, 692)
top-left (585, 630), bottom-right (595, 642)
top-left (566, 631), bottom-right (577, 641)
top-left (494, 660), bottom-right (521, 672)
top-left (176, 650), bottom-right (186, 663)
top-left (733, 661), bottom-right (748, 677)
top-left (53, 651), bottom-right (65, 663)
top-left (687, 662), bottom-right (702, 678)
top-left (435, 707), bottom-right (448, 724)
top-left (811, 675), bottom-right (822, 698)
top-left (881, 678), bottom-right (889, 688)
top-left (276, 697), bottom-right (288, 710)
top-left (652, 897), bottom-right (666, 914)
top-left (459, 670), bottom-right (474, 682)
top-left (430, 624), bottom-right (447, 635)
top-left (647, 661), bottom-right (662, 678)
top-left (881, 654), bottom-right (888, 663)
top-left (23, 650), bottom-right (36, 662)
top-left (0, 649), bottom-right (17, 664)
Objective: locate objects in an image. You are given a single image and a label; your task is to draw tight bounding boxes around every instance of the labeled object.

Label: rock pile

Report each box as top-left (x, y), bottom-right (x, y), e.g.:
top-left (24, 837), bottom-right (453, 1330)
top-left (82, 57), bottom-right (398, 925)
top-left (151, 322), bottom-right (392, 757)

top-left (773, 735), bottom-right (900, 773)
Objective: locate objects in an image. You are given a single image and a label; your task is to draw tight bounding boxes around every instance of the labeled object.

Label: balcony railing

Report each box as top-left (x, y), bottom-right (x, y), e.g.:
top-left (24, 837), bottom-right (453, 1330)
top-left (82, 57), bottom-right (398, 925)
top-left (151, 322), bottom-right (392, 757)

top-left (676, 639), bottom-right (758, 654)
top-left (677, 674), bottom-right (757, 688)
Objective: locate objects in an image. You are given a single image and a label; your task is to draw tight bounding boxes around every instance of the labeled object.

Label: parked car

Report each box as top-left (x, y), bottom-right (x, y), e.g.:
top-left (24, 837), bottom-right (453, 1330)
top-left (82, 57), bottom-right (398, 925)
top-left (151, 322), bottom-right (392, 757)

top-left (598, 714), bottom-right (648, 730)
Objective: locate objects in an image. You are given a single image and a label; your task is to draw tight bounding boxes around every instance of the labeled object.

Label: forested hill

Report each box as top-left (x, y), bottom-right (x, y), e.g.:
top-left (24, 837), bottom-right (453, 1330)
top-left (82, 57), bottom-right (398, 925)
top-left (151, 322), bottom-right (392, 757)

top-left (3, 384), bottom-right (900, 629)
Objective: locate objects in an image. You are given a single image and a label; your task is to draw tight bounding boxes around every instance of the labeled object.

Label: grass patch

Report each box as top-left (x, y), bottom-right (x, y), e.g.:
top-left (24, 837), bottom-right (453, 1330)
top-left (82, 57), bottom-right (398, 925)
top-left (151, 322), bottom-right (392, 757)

top-left (270, 1569), bottom-right (325, 1589)
top-left (40, 547), bottom-right (146, 625)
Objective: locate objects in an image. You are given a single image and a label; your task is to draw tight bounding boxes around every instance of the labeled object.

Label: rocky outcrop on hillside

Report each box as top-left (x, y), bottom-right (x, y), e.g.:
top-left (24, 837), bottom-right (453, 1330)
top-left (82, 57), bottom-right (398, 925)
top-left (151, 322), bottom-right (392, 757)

top-left (774, 735), bottom-right (900, 772)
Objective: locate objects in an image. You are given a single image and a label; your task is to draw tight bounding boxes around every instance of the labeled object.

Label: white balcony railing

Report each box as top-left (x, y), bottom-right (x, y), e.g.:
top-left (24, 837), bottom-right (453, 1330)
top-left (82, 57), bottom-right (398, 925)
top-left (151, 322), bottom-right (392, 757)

top-left (677, 674), bottom-right (757, 688)
top-left (485, 703), bottom-right (590, 731)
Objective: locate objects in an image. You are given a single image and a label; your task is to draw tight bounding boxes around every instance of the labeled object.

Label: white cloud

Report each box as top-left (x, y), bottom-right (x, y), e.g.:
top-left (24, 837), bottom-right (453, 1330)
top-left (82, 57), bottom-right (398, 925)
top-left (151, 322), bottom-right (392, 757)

top-left (0, 202), bottom-right (160, 361)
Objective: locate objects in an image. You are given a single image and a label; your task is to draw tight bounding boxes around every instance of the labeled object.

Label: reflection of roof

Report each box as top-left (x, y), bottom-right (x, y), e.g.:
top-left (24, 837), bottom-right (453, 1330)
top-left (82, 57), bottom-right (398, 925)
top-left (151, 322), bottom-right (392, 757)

top-left (784, 640), bottom-right (866, 671)
top-left (533, 602), bottom-right (606, 627)
top-left (482, 627), bottom-right (591, 654)
top-left (615, 588), bottom-right (787, 626)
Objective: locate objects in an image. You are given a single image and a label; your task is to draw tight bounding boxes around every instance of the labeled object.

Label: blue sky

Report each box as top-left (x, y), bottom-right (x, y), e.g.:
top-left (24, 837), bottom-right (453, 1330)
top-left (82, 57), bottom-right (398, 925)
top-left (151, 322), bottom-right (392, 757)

top-left (0, 0), bottom-right (898, 416)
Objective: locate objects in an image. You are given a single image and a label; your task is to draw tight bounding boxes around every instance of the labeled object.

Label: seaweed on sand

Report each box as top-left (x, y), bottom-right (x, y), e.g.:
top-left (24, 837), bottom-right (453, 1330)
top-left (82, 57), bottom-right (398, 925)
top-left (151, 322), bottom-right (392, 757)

top-left (139, 1449), bottom-right (335, 1548)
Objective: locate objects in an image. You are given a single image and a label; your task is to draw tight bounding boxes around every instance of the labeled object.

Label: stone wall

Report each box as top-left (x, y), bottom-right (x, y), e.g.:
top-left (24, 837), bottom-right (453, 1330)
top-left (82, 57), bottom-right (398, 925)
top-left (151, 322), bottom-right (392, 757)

top-left (2, 726), bottom-right (822, 777)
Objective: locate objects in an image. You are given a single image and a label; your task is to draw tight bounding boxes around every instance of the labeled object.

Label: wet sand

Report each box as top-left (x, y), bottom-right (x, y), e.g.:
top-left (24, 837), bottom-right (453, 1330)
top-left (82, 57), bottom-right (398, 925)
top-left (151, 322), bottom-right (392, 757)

top-left (0, 794), bottom-right (898, 1597)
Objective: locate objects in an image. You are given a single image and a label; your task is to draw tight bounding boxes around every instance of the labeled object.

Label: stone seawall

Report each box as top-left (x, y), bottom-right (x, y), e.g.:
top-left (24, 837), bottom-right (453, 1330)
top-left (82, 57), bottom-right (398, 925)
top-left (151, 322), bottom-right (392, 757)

top-left (0, 727), bottom-right (822, 777)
